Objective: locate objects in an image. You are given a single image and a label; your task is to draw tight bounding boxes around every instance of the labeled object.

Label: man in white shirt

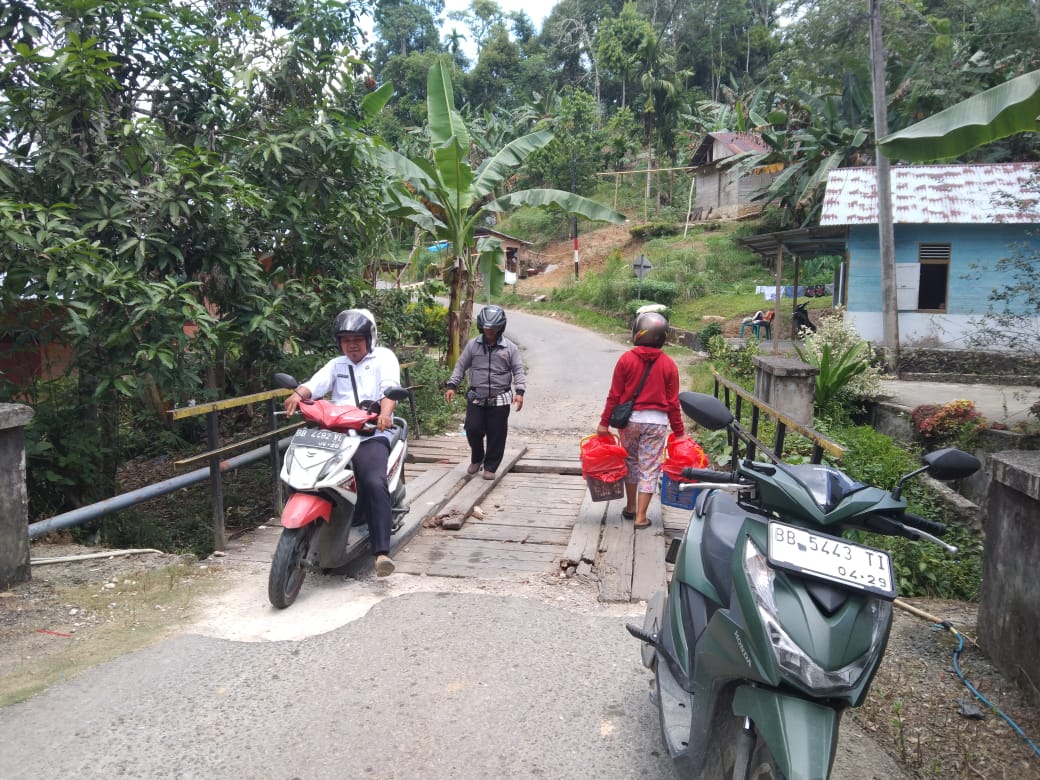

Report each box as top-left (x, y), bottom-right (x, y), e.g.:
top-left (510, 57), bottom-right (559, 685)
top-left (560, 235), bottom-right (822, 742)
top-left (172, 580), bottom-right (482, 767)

top-left (284, 308), bottom-right (401, 576)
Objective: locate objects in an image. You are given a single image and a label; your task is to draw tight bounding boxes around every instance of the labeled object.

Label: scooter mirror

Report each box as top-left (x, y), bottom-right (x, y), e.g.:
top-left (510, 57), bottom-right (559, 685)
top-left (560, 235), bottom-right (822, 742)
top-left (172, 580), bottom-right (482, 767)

top-left (923, 447), bottom-right (981, 481)
top-left (383, 385), bottom-right (411, 402)
top-left (678, 391), bottom-right (734, 430)
top-left (273, 372), bottom-right (299, 390)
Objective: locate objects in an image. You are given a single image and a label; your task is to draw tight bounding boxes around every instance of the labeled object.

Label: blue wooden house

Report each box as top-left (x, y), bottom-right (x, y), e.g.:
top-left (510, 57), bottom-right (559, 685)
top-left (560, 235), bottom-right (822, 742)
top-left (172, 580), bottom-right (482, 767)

top-left (820, 163), bottom-right (1040, 350)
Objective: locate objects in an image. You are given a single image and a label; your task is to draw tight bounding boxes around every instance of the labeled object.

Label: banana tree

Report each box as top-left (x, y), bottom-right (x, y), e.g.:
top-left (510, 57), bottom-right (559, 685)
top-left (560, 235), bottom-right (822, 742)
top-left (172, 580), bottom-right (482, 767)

top-left (377, 59), bottom-right (625, 365)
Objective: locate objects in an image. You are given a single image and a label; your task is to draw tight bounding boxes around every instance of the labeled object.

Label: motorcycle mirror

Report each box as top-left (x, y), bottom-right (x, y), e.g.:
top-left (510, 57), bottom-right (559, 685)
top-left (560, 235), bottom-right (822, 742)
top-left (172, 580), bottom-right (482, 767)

top-left (678, 391), bottom-right (734, 430)
top-left (923, 447), bottom-right (981, 481)
top-left (273, 372), bottom-right (299, 390)
top-left (383, 385), bottom-right (411, 402)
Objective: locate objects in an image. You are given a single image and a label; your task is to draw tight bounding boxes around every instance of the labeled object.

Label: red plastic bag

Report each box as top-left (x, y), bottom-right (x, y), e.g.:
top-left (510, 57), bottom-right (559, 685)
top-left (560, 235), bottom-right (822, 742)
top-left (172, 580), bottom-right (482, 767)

top-left (662, 434), bottom-right (708, 481)
top-left (580, 434), bottom-right (628, 483)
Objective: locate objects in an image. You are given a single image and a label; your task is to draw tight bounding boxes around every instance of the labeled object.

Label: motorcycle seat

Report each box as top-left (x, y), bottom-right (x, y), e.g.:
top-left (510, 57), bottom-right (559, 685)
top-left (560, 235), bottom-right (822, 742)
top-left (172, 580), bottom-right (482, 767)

top-left (700, 490), bottom-right (746, 606)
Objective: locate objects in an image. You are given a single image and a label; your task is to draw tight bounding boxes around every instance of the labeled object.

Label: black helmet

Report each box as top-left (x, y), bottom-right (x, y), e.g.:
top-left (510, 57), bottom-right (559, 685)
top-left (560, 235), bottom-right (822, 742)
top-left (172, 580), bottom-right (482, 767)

top-left (333, 308), bottom-right (376, 352)
top-left (476, 305), bottom-right (507, 334)
top-left (633, 311), bottom-right (668, 347)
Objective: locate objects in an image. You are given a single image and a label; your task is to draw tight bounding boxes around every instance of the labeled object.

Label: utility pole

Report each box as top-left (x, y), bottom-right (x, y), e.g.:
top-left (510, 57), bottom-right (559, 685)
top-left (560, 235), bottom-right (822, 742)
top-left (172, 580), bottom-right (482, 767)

top-left (869, 0), bottom-right (900, 373)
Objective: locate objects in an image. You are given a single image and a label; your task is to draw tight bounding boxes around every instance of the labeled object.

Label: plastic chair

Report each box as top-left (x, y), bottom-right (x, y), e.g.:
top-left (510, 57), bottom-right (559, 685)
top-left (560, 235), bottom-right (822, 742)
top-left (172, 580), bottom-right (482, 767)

top-left (740, 310), bottom-right (773, 339)
top-left (756, 310), bottom-right (774, 339)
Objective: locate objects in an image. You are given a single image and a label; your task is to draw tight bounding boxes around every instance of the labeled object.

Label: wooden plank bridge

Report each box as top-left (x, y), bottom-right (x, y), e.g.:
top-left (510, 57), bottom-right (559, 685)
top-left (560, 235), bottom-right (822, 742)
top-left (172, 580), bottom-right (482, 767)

top-left (392, 433), bottom-right (691, 603)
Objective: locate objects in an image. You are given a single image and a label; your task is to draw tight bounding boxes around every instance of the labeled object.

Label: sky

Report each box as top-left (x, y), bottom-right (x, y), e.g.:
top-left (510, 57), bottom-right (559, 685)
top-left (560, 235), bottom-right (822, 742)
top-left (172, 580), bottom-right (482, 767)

top-left (443, 0), bottom-right (556, 28)
top-left (440, 0), bottom-right (557, 60)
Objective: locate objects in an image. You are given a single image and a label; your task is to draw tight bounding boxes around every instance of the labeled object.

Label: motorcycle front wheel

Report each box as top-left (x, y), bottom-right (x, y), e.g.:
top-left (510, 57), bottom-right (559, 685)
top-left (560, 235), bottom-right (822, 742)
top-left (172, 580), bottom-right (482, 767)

top-left (268, 524), bottom-right (316, 609)
top-left (698, 690), bottom-right (786, 780)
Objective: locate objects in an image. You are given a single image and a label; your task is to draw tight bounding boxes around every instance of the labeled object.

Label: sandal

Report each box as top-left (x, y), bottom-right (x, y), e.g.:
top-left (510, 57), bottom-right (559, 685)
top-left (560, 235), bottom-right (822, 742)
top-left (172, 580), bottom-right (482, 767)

top-left (634, 519), bottom-right (651, 530)
top-left (621, 509), bottom-right (636, 520)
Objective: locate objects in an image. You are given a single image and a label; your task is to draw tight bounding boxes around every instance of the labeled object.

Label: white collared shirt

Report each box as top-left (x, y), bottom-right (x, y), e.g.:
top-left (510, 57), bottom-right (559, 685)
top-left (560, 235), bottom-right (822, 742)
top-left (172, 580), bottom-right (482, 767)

top-left (302, 347), bottom-right (401, 406)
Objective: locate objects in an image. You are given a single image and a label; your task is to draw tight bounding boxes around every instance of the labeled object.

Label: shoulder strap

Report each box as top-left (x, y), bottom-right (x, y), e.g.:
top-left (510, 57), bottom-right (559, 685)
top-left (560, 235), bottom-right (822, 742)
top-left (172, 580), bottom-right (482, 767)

top-left (348, 364), bottom-right (361, 407)
top-left (627, 358), bottom-right (656, 404)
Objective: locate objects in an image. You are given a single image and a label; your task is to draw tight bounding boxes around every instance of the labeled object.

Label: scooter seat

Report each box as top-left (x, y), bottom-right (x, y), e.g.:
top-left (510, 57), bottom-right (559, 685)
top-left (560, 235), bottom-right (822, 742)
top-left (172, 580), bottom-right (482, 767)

top-left (700, 490), bottom-right (746, 606)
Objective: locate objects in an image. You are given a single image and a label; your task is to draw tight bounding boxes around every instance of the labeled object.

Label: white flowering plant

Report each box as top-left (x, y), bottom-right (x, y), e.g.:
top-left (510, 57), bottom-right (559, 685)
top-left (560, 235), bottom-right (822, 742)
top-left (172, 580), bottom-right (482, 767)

top-left (794, 307), bottom-right (883, 414)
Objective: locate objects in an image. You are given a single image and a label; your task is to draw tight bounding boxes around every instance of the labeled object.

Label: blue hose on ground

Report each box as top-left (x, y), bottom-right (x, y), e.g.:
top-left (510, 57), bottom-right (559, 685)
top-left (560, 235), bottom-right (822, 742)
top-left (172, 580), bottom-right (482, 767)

top-left (942, 621), bottom-right (1040, 760)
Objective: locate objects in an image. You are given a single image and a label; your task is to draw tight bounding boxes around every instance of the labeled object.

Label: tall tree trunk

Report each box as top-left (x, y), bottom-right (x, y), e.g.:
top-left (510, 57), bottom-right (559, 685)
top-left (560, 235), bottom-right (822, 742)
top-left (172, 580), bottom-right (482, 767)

top-left (446, 256), bottom-right (466, 367)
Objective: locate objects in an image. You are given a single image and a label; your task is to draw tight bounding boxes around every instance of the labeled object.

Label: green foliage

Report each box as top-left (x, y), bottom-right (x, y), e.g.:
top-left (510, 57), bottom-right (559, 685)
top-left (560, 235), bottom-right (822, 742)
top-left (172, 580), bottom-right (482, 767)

top-left (707, 335), bottom-right (759, 383)
top-left (521, 87), bottom-right (602, 194)
top-left (864, 525), bottom-right (983, 600)
top-left (629, 222), bottom-right (682, 239)
top-left (18, 378), bottom-right (109, 521)
top-left (628, 279), bottom-right (680, 305)
top-left (910, 400), bottom-right (986, 450)
top-left (795, 309), bottom-right (883, 414)
top-left (500, 206), bottom-right (568, 243)
top-left (403, 351), bottom-right (456, 436)
top-left (827, 422), bottom-right (982, 601)
top-left (698, 321), bottom-right (723, 345)
top-left (378, 60), bottom-right (623, 366)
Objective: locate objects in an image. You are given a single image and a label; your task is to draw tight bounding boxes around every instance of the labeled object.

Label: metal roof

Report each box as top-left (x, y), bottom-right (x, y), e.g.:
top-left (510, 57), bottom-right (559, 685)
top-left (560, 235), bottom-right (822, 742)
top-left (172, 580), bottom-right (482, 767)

top-left (690, 131), bottom-right (769, 166)
top-left (821, 163), bottom-right (1040, 225)
top-left (736, 225), bottom-right (848, 259)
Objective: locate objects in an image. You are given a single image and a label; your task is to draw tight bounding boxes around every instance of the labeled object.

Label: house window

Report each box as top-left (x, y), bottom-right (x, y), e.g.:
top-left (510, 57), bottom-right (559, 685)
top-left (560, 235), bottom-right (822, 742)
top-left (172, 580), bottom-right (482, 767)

top-left (917, 243), bottom-right (950, 311)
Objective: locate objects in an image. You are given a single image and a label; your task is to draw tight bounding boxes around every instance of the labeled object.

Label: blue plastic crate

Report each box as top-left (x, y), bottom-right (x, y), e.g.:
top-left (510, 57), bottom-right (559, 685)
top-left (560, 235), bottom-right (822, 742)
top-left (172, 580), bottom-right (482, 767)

top-left (660, 474), bottom-right (699, 510)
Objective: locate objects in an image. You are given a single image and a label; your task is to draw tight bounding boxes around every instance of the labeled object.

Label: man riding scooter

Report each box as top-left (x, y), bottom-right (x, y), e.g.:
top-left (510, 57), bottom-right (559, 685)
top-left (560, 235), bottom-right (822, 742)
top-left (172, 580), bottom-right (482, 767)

top-left (284, 308), bottom-right (401, 577)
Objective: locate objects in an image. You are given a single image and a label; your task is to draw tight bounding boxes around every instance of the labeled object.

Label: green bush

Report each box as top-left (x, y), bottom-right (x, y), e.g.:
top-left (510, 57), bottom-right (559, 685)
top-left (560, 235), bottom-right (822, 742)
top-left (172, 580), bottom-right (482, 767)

top-left (698, 321), bottom-right (722, 345)
top-left (403, 351), bottom-right (456, 436)
top-left (627, 279), bottom-right (680, 305)
top-left (708, 336), bottom-right (759, 383)
top-left (828, 422), bottom-right (983, 601)
top-left (629, 222), bottom-right (681, 239)
top-left (795, 309), bottom-right (883, 415)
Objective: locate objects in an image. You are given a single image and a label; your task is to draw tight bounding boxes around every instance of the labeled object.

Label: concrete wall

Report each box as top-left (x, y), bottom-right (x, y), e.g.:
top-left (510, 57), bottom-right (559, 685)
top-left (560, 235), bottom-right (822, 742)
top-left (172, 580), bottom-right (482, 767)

top-left (0, 403), bottom-right (34, 589)
top-left (977, 451), bottom-right (1040, 694)
top-left (752, 356), bottom-right (817, 428)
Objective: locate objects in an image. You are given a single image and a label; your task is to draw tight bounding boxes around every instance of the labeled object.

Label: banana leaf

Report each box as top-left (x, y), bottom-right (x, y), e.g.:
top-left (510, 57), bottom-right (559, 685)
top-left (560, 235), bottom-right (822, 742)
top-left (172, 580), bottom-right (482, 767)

top-left (878, 70), bottom-right (1040, 162)
top-left (492, 189), bottom-right (626, 223)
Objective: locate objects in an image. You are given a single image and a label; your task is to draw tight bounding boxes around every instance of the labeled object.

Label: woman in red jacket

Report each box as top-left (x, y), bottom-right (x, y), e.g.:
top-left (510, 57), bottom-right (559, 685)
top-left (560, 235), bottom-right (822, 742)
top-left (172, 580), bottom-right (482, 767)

top-left (597, 311), bottom-right (686, 529)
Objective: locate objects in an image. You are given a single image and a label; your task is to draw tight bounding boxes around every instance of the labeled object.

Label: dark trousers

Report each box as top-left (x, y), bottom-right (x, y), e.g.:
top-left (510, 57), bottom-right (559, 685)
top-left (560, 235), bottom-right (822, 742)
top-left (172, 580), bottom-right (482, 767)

top-left (465, 401), bottom-right (511, 473)
top-left (352, 437), bottom-right (392, 556)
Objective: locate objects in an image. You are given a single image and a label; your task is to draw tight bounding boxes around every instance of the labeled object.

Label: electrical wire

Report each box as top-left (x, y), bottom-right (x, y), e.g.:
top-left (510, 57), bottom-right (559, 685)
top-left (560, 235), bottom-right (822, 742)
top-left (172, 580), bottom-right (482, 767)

top-left (939, 620), bottom-right (1040, 761)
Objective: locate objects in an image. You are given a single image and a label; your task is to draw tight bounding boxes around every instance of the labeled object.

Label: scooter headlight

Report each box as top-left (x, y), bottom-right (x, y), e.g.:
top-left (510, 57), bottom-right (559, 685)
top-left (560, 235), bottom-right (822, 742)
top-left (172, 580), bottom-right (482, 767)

top-left (744, 539), bottom-right (889, 694)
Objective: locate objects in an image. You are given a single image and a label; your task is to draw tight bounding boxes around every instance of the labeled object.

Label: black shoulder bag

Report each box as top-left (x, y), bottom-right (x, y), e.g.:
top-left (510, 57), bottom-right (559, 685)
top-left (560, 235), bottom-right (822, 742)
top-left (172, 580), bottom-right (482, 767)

top-left (608, 359), bottom-right (655, 429)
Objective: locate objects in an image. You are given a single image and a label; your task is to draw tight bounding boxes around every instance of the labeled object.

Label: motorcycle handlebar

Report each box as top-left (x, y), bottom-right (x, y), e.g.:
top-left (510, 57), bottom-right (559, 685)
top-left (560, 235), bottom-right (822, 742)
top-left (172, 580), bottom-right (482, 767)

top-left (901, 512), bottom-right (948, 538)
top-left (681, 467), bottom-right (737, 483)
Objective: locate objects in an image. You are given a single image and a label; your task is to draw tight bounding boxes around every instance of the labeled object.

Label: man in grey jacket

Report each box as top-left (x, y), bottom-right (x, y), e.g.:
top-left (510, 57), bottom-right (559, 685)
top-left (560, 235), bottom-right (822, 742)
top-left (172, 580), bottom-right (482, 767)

top-left (444, 306), bottom-right (526, 480)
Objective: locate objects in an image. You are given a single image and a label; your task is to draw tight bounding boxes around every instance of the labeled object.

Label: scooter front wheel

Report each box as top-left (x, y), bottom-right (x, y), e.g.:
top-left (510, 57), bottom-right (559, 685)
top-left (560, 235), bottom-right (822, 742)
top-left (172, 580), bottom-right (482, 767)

top-left (268, 524), bottom-right (316, 609)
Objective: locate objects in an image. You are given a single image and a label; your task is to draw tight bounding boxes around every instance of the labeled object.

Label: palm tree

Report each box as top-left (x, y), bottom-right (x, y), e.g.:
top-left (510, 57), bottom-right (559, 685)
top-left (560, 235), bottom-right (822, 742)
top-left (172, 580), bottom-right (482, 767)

top-left (377, 60), bottom-right (625, 364)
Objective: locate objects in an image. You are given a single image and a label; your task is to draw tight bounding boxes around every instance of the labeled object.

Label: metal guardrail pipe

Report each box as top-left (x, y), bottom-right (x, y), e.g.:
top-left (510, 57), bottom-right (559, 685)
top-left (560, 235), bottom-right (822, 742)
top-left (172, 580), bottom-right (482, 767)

top-left (27, 437), bottom-right (292, 540)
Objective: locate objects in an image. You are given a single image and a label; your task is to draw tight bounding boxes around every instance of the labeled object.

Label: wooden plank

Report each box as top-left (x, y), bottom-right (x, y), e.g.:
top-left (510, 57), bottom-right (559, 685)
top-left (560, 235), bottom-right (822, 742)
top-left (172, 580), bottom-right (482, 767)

top-left (451, 524), bottom-right (570, 545)
top-left (395, 537), bottom-right (554, 568)
top-left (390, 463), bottom-right (471, 554)
top-left (393, 559), bottom-right (548, 578)
top-left (437, 445), bottom-right (527, 530)
top-left (598, 500), bottom-right (635, 602)
top-left (480, 505), bottom-right (576, 521)
top-left (631, 498), bottom-right (667, 602)
top-left (512, 460), bottom-right (583, 475)
top-left (168, 388), bottom-right (291, 420)
top-left (560, 490), bottom-right (606, 569)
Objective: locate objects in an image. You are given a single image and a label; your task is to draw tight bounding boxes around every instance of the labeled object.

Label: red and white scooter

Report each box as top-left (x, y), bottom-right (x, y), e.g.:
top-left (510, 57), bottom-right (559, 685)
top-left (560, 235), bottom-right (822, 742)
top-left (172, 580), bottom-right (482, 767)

top-left (268, 372), bottom-right (410, 608)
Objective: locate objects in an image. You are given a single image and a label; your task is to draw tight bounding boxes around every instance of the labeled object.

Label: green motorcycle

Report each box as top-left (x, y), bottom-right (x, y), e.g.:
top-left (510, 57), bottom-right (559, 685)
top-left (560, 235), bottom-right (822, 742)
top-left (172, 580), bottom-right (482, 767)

top-left (628, 391), bottom-right (980, 779)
